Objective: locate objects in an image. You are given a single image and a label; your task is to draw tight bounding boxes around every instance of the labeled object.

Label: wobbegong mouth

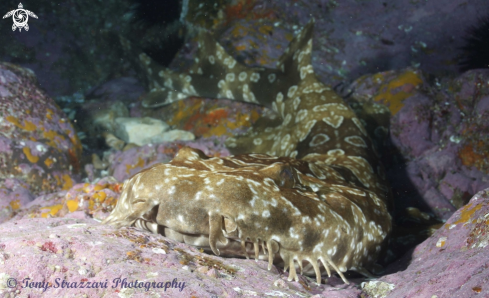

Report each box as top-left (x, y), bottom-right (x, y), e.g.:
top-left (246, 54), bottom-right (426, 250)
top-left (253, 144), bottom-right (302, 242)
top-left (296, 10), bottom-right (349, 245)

top-left (131, 217), bottom-right (350, 284)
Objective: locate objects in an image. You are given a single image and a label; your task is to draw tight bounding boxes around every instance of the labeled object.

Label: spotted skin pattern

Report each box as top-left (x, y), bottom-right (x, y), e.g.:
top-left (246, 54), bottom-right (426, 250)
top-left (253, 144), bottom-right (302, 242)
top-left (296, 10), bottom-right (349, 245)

top-left (104, 20), bottom-right (392, 284)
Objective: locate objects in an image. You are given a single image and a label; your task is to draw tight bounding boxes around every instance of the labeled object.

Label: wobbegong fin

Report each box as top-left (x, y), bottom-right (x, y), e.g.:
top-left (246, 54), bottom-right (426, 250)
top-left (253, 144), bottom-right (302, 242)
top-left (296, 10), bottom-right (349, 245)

top-left (120, 19), bottom-right (316, 109)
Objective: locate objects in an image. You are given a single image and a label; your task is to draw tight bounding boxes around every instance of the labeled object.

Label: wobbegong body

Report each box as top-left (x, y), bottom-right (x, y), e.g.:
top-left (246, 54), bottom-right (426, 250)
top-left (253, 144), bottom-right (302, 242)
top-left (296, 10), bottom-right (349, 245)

top-left (103, 19), bottom-right (392, 284)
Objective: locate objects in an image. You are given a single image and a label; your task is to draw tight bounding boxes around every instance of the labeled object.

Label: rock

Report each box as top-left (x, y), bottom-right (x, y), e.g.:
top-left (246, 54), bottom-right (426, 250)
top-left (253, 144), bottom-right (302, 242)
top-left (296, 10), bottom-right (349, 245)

top-left (144, 129), bottom-right (195, 144)
top-left (91, 154), bottom-right (109, 170)
top-left (349, 68), bottom-right (432, 157)
top-left (361, 281), bottom-right (395, 298)
top-left (104, 133), bottom-right (126, 151)
top-left (390, 93), bottom-right (435, 157)
top-left (376, 189), bottom-right (489, 297)
top-left (350, 68), bottom-right (489, 221)
top-left (122, 143), bottom-right (139, 151)
top-left (206, 268), bottom-right (221, 278)
top-left (8, 177), bottom-right (121, 223)
top-left (113, 117), bottom-right (195, 146)
top-left (274, 279), bottom-right (289, 289)
top-left (114, 117), bottom-right (169, 146)
top-left (0, 63), bottom-right (81, 201)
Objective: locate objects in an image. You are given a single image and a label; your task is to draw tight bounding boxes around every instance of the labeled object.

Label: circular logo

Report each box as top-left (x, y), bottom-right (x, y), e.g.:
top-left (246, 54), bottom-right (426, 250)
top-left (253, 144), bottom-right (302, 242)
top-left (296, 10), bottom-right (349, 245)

top-left (7, 277), bottom-right (17, 288)
top-left (13, 9), bottom-right (28, 27)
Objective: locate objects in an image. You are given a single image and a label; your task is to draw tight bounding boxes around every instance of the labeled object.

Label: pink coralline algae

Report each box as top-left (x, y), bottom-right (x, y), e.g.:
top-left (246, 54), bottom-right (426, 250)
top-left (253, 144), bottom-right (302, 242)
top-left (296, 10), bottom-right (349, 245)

top-left (0, 62), bottom-right (81, 221)
top-left (348, 68), bottom-right (489, 220)
top-left (0, 216), bottom-right (362, 297)
top-left (369, 189), bottom-right (489, 298)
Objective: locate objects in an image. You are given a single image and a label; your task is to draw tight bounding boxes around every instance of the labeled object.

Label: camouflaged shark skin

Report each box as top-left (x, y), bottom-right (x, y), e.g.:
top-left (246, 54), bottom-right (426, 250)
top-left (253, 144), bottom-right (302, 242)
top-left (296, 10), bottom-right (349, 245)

top-left (104, 20), bottom-right (392, 284)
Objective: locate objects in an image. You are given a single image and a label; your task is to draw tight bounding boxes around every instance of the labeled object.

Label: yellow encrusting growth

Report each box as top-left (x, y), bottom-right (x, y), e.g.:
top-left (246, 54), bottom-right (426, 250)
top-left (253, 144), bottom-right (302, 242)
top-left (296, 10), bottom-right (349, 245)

top-left (9, 199), bottom-right (21, 210)
top-left (452, 203), bottom-right (482, 226)
top-left (6, 116), bottom-right (37, 131)
top-left (93, 191), bottom-right (107, 203)
top-left (126, 157), bottom-right (145, 174)
top-left (372, 69), bottom-right (423, 115)
top-left (22, 147), bottom-right (39, 163)
top-left (42, 130), bottom-right (66, 148)
top-left (66, 129), bottom-right (83, 152)
top-left (66, 200), bottom-right (78, 212)
top-left (93, 185), bottom-right (106, 192)
top-left (235, 45), bottom-right (247, 51)
top-left (258, 25), bottom-right (273, 35)
top-left (40, 204), bottom-right (63, 218)
top-left (169, 99), bottom-right (204, 126)
top-left (231, 23), bottom-right (249, 38)
top-left (61, 174), bottom-right (74, 190)
top-left (46, 108), bottom-right (54, 120)
top-left (44, 158), bottom-right (54, 167)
